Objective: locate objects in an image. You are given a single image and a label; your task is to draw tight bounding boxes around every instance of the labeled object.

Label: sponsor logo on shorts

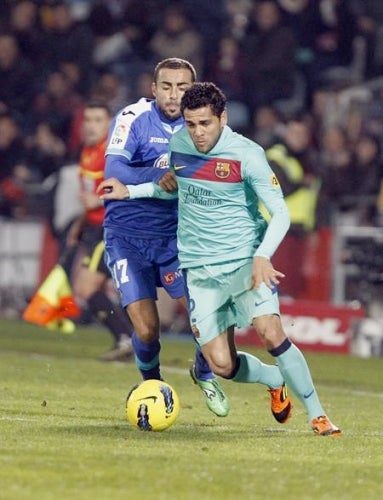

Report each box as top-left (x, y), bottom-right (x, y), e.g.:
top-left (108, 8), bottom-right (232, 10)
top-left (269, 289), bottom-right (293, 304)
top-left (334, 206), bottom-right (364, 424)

top-left (163, 272), bottom-right (175, 284)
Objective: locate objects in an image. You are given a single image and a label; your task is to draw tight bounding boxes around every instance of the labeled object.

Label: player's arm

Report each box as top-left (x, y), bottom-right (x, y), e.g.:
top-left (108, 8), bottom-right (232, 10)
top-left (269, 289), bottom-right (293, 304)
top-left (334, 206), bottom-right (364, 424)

top-left (244, 147), bottom-right (291, 289)
top-left (245, 148), bottom-right (290, 258)
top-left (105, 113), bottom-right (168, 185)
top-left (97, 177), bottom-right (177, 201)
top-left (105, 154), bottom-right (167, 185)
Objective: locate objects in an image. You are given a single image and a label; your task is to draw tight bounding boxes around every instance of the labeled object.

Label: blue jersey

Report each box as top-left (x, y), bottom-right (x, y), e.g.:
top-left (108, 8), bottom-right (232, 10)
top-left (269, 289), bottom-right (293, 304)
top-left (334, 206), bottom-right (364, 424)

top-left (103, 98), bottom-right (184, 238)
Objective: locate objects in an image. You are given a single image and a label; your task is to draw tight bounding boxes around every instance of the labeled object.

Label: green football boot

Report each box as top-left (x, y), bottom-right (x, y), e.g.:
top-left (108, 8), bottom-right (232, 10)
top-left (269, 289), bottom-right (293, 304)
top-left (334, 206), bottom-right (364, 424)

top-left (190, 365), bottom-right (230, 417)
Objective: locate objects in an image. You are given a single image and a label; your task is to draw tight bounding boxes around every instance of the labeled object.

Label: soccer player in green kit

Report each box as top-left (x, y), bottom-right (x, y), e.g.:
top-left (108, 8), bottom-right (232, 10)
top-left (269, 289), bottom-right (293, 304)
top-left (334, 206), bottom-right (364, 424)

top-left (98, 82), bottom-right (341, 436)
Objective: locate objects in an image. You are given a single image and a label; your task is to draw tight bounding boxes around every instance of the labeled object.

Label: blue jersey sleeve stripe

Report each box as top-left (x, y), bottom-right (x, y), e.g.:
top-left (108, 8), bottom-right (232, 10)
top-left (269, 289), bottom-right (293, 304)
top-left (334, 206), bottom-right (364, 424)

top-left (105, 149), bottom-right (132, 160)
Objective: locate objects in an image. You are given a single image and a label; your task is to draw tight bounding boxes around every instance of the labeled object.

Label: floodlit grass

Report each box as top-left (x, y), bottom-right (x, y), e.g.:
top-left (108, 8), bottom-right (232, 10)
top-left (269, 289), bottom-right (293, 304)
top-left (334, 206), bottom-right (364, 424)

top-left (1, 319), bottom-right (382, 500)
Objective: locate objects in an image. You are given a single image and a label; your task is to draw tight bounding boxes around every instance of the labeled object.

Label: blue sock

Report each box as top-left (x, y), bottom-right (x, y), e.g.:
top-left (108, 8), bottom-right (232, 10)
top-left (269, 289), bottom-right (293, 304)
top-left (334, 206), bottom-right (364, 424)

top-left (270, 339), bottom-right (325, 420)
top-left (194, 346), bottom-right (215, 381)
top-left (131, 333), bottom-right (161, 380)
top-left (232, 351), bottom-right (284, 387)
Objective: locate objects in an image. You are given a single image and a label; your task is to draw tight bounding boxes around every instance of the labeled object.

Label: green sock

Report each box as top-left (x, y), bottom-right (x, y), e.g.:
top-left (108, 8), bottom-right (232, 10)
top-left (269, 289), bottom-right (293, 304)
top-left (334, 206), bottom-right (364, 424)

top-left (232, 351), bottom-right (284, 388)
top-left (274, 343), bottom-right (325, 420)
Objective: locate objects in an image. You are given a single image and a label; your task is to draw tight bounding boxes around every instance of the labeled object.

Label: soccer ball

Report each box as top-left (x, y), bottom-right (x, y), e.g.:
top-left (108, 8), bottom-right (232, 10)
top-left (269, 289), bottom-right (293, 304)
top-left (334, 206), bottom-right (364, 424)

top-left (126, 379), bottom-right (180, 431)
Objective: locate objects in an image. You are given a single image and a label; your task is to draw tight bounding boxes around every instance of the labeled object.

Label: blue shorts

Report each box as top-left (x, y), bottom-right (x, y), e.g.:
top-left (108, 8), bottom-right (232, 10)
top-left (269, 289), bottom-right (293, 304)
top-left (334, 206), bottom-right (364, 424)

top-left (104, 229), bottom-right (185, 307)
top-left (185, 259), bottom-right (280, 346)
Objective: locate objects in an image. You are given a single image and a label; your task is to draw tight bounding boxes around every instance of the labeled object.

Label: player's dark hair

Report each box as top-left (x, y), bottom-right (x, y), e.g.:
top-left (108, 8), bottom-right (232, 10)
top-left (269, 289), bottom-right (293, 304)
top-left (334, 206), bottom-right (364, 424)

top-left (181, 82), bottom-right (226, 117)
top-left (153, 58), bottom-right (197, 83)
top-left (84, 99), bottom-right (111, 116)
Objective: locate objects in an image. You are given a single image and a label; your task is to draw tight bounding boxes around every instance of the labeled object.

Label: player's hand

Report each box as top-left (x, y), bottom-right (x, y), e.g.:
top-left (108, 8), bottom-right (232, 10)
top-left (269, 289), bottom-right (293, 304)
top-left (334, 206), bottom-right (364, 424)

top-left (159, 171), bottom-right (178, 192)
top-left (80, 191), bottom-right (103, 209)
top-left (97, 178), bottom-right (130, 200)
top-left (250, 256), bottom-right (285, 290)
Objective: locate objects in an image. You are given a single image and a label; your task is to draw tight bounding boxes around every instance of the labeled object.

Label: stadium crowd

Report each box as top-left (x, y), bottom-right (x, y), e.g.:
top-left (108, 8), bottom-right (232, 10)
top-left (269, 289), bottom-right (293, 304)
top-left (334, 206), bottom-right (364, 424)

top-left (1, 0), bottom-right (383, 304)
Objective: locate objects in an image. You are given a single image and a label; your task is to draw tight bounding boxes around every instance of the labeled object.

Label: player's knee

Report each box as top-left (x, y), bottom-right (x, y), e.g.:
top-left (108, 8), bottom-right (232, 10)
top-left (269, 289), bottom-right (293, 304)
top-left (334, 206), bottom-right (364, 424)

top-left (208, 356), bottom-right (236, 379)
top-left (254, 316), bottom-right (286, 349)
top-left (131, 318), bottom-right (159, 343)
top-left (135, 330), bottom-right (159, 343)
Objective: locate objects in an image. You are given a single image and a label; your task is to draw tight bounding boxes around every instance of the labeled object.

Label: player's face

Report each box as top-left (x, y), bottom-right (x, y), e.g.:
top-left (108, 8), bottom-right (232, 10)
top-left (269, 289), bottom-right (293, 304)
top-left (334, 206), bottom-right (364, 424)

top-left (184, 106), bottom-right (227, 153)
top-left (82, 108), bottom-right (111, 146)
top-left (152, 68), bottom-right (194, 120)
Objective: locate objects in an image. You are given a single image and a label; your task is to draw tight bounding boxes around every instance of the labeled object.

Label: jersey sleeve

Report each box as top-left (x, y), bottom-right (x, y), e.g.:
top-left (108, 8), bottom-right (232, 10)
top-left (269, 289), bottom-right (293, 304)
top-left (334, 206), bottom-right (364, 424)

top-left (243, 146), bottom-right (291, 259)
top-left (127, 182), bottom-right (178, 201)
top-left (105, 100), bottom-right (167, 185)
top-left (104, 155), bottom-right (168, 185)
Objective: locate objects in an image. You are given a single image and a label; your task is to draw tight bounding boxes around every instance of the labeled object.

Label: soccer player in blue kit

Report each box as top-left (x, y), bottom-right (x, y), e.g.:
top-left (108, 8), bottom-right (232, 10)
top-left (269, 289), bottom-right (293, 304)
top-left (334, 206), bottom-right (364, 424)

top-left (99, 82), bottom-right (341, 436)
top-left (102, 59), bottom-right (232, 417)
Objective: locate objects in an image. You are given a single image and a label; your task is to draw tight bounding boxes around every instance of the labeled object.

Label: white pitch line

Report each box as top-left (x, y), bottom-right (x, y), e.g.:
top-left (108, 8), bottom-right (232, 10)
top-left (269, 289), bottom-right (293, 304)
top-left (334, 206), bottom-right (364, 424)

top-left (162, 365), bottom-right (383, 399)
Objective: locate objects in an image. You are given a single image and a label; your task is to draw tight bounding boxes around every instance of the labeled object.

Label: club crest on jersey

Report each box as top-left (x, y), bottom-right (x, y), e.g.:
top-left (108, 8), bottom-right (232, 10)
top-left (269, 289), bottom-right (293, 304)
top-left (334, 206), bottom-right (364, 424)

top-left (154, 153), bottom-right (169, 169)
top-left (191, 323), bottom-right (200, 338)
top-left (271, 173), bottom-right (280, 187)
top-left (215, 161), bottom-right (231, 179)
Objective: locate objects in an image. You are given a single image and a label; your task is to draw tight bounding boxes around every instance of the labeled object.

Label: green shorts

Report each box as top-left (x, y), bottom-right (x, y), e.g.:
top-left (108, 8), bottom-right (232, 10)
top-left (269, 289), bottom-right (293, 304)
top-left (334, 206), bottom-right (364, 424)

top-left (186, 259), bottom-right (280, 346)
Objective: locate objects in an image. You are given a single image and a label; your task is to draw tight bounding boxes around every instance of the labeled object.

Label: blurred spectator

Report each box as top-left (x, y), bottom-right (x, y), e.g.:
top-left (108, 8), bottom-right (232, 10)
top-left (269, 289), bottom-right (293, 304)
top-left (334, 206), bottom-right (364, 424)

top-left (39, 0), bottom-right (94, 95)
top-left (25, 121), bottom-right (67, 181)
top-left (349, 134), bottom-right (382, 225)
top-left (29, 69), bottom-right (84, 148)
top-left (206, 35), bottom-right (245, 102)
top-left (91, 2), bottom-right (132, 73)
top-left (91, 0), bottom-right (158, 82)
top-left (225, 0), bottom-right (252, 40)
top-left (277, 0), bottom-right (318, 105)
top-left (316, 125), bottom-right (353, 226)
top-left (133, 70), bottom-right (154, 100)
top-left (149, 2), bottom-right (205, 77)
top-left (0, 31), bottom-right (37, 116)
top-left (7, 0), bottom-right (44, 67)
top-left (59, 60), bottom-right (86, 96)
top-left (241, 0), bottom-right (297, 115)
top-left (251, 105), bottom-right (283, 149)
top-left (0, 112), bottom-right (30, 218)
top-left (266, 114), bottom-right (320, 298)
top-left (182, 0), bottom-right (228, 75)
top-left (306, 0), bottom-right (357, 92)
top-left (350, 0), bottom-right (383, 78)
top-left (206, 34), bottom-right (249, 131)
top-left (120, 0), bottom-right (160, 62)
top-left (89, 71), bottom-right (130, 114)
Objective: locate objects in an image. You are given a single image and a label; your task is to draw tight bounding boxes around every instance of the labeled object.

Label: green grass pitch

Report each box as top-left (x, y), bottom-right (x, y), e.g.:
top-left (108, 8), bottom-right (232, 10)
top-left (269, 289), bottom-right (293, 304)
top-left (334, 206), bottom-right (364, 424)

top-left (1, 319), bottom-right (382, 500)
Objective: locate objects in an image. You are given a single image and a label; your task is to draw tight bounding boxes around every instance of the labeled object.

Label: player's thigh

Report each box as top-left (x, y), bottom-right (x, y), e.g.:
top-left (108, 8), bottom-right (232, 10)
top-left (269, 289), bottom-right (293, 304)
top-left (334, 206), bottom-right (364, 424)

top-left (157, 238), bottom-right (185, 300)
top-left (104, 233), bottom-right (158, 307)
top-left (186, 269), bottom-right (235, 347)
top-left (232, 261), bottom-right (281, 326)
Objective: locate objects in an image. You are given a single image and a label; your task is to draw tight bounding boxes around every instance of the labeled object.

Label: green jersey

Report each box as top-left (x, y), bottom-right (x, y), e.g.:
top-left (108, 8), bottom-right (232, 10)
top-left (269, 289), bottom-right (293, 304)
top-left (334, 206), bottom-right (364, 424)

top-left (128, 126), bottom-right (290, 269)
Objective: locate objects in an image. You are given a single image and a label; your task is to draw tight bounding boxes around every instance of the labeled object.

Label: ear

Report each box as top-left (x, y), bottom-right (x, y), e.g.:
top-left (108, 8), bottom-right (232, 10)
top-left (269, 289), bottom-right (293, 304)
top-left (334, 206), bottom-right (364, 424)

top-left (151, 82), bottom-right (156, 98)
top-left (221, 109), bottom-right (228, 127)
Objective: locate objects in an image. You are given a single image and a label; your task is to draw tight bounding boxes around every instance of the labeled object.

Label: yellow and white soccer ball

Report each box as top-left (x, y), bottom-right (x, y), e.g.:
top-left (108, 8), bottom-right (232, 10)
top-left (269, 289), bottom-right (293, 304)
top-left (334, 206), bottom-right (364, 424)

top-left (126, 379), bottom-right (180, 431)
